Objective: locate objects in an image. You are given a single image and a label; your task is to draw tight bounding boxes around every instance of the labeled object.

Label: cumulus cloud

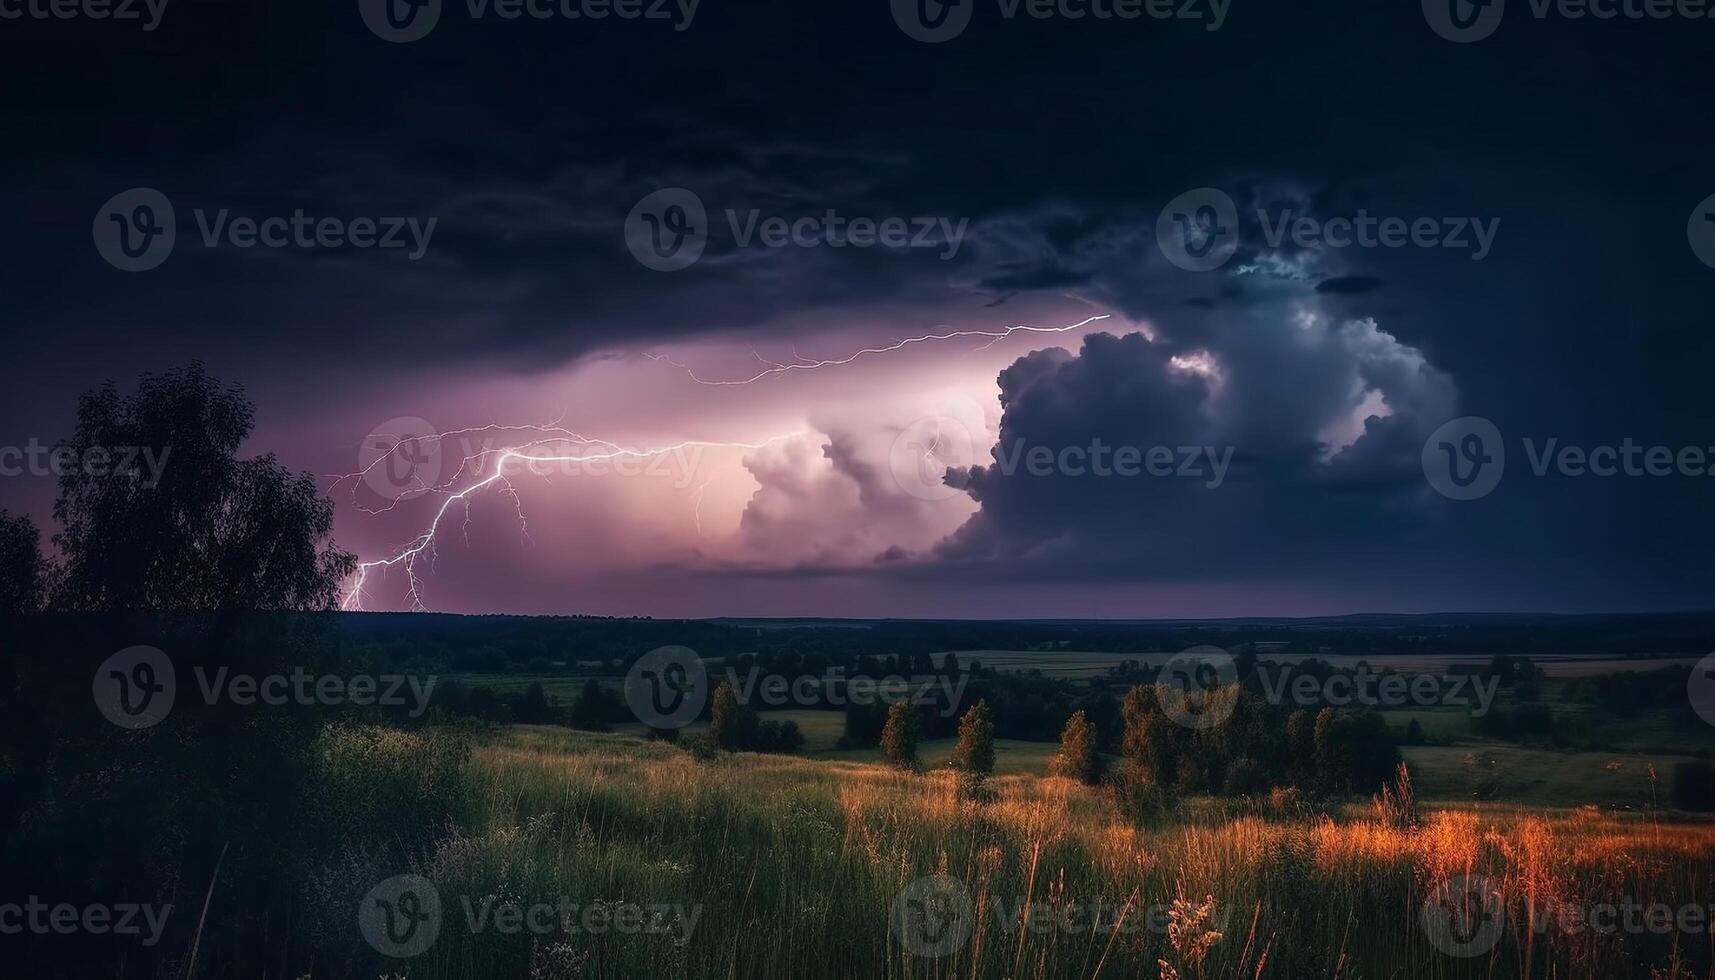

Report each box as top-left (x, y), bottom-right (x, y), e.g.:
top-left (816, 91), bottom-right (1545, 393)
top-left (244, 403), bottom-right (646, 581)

top-left (934, 288), bottom-right (1456, 578)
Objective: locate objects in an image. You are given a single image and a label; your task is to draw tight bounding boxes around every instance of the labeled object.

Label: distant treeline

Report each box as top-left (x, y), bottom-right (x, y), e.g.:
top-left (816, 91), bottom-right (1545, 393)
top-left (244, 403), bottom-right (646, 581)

top-left (337, 610), bottom-right (1715, 677)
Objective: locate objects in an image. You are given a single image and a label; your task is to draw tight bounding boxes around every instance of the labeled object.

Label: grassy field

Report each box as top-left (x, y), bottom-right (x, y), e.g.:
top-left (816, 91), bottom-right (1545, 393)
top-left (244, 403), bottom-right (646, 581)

top-left (369, 725), bottom-right (1715, 980)
top-left (1402, 744), bottom-right (1696, 808)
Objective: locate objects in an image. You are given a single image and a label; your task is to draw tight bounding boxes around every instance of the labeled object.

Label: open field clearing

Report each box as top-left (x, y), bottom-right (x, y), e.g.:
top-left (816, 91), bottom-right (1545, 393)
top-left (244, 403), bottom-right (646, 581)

top-left (360, 726), bottom-right (1715, 980)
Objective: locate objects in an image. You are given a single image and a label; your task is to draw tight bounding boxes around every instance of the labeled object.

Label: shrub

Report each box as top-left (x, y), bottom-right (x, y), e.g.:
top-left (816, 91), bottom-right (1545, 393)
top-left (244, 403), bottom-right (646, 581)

top-left (1371, 761), bottom-right (1419, 829)
top-left (755, 719), bottom-right (805, 754)
top-left (1671, 761), bottom-right (1715, 812)
top-left (1403, 719), bottom-right (1426, 745)
top-left (881, 700), bottom-right (921, 770)
top-left (710, 679), bottom-right (758, 750)
top-left (1465, 750), bottom-right (1501, 801)
top-left (1051, 709), bottom-right (1104, 785)
top-left (1111, 763), bottom-right (1177, 826)
top-left (569, 678), bottom-right (618, 731)
top-left (683, 732), bottom-right (721, 762)
top-left (1222, 757), bottom-right (1267, 796)
top-left (951, 700), bottom-right (996, 781)
top-left (1122, 685), bottom-right (1180, 787)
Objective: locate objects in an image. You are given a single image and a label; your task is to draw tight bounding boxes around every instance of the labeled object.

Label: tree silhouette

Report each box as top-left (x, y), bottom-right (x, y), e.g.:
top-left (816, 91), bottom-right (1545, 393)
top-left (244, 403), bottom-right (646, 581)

top-left (1051, 709), bottom-right (1103, 785)
top-left (881, 699), bottom-right (920, 770)
top-left (710, 679), bottom-right (757, 750)
top-left (51, 363), bottom-right (353, 611)
top-left (951, 699), bottom-right (995, 781)
top-left (0, 510), bottom-right (44, 612)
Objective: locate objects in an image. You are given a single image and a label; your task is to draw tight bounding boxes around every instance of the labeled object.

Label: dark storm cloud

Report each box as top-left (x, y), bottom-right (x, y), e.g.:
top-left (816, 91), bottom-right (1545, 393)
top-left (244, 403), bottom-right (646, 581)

top-left (888, 180), bottom-right (1715, 610)
top-left (2, 0), bottom-right (1713, 613)
top-left (1316, 276), bottom-right (1383, 295)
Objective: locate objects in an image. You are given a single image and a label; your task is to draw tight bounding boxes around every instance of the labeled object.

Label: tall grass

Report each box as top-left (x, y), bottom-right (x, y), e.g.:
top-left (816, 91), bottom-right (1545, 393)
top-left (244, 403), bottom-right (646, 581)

top-left (364, 726), bottom-right (1715, 979)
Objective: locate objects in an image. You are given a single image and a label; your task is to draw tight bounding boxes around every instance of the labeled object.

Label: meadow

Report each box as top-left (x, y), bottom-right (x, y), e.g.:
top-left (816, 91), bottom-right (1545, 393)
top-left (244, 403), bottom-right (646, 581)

top-left (358, 725), bottom-right (1715, 980)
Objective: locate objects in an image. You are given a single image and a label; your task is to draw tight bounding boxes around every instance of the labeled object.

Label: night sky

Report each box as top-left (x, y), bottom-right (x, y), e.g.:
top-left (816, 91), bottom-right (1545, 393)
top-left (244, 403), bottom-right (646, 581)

top-left (1, 0), bottom-right (1711, 616)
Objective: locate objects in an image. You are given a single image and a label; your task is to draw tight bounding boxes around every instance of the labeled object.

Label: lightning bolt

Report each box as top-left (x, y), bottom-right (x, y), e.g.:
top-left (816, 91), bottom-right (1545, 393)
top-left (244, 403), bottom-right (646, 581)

top-left (337, 429), bottom-right (800, 611)
top-left (341, 312), bottom-right (1116, 611)
top-left (692, 478), bottom-right (712, 537)
top-left (644, 314), bottom-right (1111, 385)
